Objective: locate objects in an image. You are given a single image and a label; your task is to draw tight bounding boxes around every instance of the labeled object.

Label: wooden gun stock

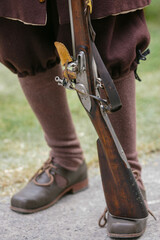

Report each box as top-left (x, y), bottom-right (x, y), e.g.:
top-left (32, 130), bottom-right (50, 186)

top-left (97, 138), bottom-right (147, 218)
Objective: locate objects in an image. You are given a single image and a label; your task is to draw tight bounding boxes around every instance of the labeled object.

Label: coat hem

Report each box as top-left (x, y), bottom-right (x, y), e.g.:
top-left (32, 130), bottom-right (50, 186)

top-left (1, 14), bottom-right (47, 26)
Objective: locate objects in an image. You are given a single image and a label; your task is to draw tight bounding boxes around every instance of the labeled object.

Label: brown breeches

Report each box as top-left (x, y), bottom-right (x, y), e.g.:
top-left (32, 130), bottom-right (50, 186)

top-left (0, 7), bottom-right (150, 78)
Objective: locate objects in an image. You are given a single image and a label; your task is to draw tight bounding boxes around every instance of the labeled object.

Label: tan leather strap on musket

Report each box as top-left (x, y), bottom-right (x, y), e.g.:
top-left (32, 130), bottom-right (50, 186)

top-left (54, 42), bottom-right (77, 80)
top-left (54, 42), bottom-right (72, 66)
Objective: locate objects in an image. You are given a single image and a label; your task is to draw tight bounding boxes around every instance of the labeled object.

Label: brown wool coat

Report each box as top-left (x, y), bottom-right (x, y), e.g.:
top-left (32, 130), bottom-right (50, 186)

top-left (0, 0), bottom-right (151, 25)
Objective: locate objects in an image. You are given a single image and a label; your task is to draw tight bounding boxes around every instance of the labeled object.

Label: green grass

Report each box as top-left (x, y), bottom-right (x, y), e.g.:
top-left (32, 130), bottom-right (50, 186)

top-left (136, 20), bottom-right (160, 157)
top-left (0, 5), bottom-right (160, 196)
top-left (145, 0), bottom-right (160, 24)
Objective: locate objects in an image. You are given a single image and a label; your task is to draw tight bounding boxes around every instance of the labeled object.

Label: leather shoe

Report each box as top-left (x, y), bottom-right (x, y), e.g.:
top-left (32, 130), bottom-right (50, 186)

top-left (11, 158), bottom-right (88, 213)
top-left (106, 212), bottom-right (147, 239)
top-left (99, 188), bottom-right (148, 238)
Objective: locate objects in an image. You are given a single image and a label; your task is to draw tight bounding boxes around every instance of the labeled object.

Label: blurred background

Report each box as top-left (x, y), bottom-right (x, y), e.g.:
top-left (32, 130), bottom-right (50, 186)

top-left (0, 1), bottom-right (160, 196)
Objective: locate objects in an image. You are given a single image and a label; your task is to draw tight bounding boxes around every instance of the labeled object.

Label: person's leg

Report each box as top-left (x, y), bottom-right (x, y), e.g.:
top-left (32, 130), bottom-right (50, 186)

top-left (10, 65), bottom-right (88, 213)
top-left (0, 3), bottom-right (88, 212)
top-left (91, 11), bottom-right (150, 238)
top-left (10, 63), bottom-right (88, 213)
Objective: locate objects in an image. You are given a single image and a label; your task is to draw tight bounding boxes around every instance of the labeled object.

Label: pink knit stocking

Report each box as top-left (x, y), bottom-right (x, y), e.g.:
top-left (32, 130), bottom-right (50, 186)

top-left (18, 65), bottom-right (84, 171)
top-left (108, 71), bottom-right (145, 191)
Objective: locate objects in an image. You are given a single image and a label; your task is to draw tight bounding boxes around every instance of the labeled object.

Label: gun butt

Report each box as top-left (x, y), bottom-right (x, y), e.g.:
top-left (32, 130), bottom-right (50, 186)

top-left (97, 138), bottom-right (148, 219)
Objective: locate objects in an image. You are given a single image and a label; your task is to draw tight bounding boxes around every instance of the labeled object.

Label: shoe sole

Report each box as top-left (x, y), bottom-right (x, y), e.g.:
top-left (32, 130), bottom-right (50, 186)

top-left (107, 220), bottom-right (146, 239)
top-left (10, 178), bottom-right (88, 214)
top-left (107, 228), bottom-right (146, 239)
